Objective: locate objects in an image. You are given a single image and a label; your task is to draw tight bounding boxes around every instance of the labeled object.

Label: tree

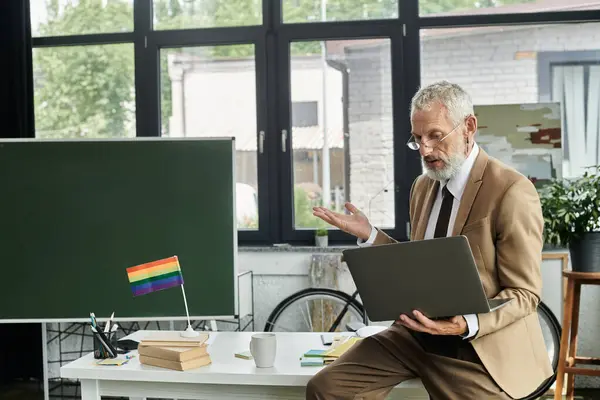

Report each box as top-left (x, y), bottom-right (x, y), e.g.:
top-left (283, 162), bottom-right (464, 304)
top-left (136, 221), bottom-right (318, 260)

top-left (34, 0), bottom-right (535, 139)
top-left (283, 0), bottom-right (535, 22)
top-left (283, 0), bottom-right (397, 23)
top-left (419, 0), bottom-right (533, 14)
top-left (34, 0), bottom-right (134, 138)
top-left (155, 0), bottom-right (183, 136)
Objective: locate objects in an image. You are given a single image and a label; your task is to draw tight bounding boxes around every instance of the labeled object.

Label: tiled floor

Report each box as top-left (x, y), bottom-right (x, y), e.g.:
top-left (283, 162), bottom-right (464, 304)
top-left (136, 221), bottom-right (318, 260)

top-left (2, 380), bottom-right (600, 400)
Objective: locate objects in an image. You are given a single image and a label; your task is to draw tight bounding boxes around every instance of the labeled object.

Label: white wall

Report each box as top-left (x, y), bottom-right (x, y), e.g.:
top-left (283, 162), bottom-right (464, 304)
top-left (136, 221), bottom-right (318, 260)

top-left (168, 55), bottom-right (344, 145)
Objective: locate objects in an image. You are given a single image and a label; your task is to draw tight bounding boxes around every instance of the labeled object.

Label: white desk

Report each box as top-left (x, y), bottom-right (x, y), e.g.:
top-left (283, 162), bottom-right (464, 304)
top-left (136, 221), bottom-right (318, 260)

top-left (60, 330), bottom-right (427, 400)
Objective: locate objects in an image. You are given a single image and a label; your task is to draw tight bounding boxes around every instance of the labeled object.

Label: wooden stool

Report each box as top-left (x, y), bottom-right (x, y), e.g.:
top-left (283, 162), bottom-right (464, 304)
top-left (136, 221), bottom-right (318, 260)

top-left (554, 271), bottom-right (600, 400)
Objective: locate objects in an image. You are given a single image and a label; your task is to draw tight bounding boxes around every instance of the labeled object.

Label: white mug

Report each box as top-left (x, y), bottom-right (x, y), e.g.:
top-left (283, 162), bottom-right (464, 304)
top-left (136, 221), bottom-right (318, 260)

top-left (249, 333), bottom-right (276, 368)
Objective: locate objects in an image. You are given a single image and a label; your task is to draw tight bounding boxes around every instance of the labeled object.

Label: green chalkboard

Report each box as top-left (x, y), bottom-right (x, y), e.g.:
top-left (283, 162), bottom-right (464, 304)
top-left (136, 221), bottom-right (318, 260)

top-left (0, 138), bottom-right (237, 321)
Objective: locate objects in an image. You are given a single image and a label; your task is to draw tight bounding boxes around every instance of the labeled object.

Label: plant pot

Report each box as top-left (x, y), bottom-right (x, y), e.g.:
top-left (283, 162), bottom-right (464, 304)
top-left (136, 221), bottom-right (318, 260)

top-left (315, 235), bottom-right (328, 247)
top-left (569, 232), bottom-right (600, 273)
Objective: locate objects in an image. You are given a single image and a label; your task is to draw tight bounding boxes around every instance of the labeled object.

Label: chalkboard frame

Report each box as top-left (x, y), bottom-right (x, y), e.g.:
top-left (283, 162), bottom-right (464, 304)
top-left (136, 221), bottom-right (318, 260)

top-left (0, 137), bottom-right (238, 323)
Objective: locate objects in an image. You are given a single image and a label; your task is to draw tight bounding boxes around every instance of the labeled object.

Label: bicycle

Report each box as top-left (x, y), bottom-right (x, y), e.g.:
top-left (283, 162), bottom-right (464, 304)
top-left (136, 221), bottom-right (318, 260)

top-left (264, 287), bottom-right (561, 400)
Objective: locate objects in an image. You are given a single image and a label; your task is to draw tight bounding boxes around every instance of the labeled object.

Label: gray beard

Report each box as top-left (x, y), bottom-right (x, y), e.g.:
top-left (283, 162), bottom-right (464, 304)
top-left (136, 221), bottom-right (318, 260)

top-left (422, 152), bottom-right (467, 182)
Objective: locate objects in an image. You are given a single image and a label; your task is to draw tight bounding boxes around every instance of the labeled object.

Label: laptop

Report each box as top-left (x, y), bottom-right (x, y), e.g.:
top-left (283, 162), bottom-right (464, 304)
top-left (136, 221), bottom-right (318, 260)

top-left (341, 236), bottom-right (512, 322)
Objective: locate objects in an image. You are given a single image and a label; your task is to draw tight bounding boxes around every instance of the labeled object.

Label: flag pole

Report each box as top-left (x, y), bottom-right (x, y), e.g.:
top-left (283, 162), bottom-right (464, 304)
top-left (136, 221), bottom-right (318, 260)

top-left (180, 284), bottom-right (199, 337)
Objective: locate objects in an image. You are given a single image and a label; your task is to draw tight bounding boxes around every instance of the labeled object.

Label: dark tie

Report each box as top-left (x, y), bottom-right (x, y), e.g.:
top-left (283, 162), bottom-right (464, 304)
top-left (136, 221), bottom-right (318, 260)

top-left (409, 184), bottom-right (467, 358)
top-left (434, 185), bottom-right (453, 238)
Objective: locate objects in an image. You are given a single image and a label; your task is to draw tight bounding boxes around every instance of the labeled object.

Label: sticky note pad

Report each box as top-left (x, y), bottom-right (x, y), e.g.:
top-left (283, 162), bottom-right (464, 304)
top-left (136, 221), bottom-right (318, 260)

top-left (235, 350), bottom-right (253, 360)
top-left (96, 358), bottom-right (130, 366)
top-left (304, 349), bottom-right (327, 357)
top-left (324, 337), bottom-right (363, 358)
top-left (300, 357), bottom-right (324, 367)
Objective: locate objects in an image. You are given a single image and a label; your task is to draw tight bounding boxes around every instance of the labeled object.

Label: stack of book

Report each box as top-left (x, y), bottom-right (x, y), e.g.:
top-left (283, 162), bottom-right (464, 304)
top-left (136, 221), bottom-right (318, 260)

top-left (300, 336), bottom-right (363, 367)
top-left (138, 332), bottom-right (211, 371)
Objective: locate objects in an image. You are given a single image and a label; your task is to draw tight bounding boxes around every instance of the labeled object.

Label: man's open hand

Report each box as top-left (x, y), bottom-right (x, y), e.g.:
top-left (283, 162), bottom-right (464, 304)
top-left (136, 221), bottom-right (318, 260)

top-left (397, 310), bottom-right (467, 336)
top-left (313, 202), bottom-right (372, 241)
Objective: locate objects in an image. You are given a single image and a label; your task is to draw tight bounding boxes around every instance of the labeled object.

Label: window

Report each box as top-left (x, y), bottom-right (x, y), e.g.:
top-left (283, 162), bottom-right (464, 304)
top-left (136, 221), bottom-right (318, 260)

top-left (292, 101), bottom-right (319, 127)
top-left (421, 22), bottom-right (600, 185)
top-left (30, 0), bottom-right (134, 37)
top-left (33, 44), bottom-right (136, 139)
top-left (282, 0), bottom-right (398, 23)
top-left (419, 0), bottom-right (599, 16)
top-left (153, 0), bottom-right (262, 30)
top-left (30, 0), bottom-right (136, 139)
top-left (23, 0), bottom-right (600, 246)
top-left (160, 45), bottom-right (259, 230)
top-left (289, 39), bottom-right (395, 231)
top-left (538, 52), bottom-right (600, 178)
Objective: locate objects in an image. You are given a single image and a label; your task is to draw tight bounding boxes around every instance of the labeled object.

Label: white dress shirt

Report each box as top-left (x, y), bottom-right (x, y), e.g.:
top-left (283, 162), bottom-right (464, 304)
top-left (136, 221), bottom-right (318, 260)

top-left (358, 143), bottom-right (480, 339)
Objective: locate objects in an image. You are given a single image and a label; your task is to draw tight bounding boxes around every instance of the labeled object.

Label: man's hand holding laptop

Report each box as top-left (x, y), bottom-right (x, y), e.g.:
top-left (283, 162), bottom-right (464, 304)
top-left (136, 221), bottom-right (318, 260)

top-left (314, 202), bottom-right (467, 336)
top-left (397, 311), bottom-right (467, 336)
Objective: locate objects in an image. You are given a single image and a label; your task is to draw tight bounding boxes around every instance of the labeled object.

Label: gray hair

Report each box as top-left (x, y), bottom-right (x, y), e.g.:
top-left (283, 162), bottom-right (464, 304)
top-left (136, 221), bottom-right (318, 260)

top-left (410, 80), bottom-right (474, 125)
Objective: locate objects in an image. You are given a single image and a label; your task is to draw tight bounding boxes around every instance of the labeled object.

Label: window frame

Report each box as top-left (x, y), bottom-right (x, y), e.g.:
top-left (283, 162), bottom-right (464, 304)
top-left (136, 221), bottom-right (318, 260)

top-left (24, 0), bottom-right (600, 247)
top-left (538, 50), bottom-right (600, 103)
top-left (150, 29), bottom-right (271, 245)
top-left (276, 22), bottom-right (414, 245)
top-left (537, 50), bottom-right (600, 178)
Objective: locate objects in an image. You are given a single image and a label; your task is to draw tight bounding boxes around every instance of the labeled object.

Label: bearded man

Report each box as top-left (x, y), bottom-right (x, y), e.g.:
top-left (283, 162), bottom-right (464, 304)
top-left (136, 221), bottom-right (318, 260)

top-left (308, 80), bottom-right (552, 400)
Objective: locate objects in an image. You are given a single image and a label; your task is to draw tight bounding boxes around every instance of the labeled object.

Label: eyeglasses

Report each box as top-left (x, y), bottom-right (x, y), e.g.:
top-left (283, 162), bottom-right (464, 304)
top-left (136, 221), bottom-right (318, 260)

top-left (406, 120), bottom-right (464, 151)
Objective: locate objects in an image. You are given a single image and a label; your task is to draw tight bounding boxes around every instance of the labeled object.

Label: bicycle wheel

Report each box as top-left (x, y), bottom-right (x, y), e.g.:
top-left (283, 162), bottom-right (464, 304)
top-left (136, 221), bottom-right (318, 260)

top-left (520, 300), bottom-right (562, 400)
top-left (264, 288), bottom-right (368, 332)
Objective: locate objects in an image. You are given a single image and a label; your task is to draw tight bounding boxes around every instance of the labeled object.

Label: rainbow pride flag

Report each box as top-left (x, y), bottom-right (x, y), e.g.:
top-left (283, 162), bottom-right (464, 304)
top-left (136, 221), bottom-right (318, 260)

top-left (126, 256), bottom-right (184, 297)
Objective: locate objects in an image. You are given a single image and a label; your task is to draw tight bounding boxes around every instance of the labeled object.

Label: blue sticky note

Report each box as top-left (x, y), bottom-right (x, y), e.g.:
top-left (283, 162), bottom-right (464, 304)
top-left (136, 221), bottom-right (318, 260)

top-left (304, 349), bottom-right (327, 357)
top-left (300, 357), bottom-right (324, 367)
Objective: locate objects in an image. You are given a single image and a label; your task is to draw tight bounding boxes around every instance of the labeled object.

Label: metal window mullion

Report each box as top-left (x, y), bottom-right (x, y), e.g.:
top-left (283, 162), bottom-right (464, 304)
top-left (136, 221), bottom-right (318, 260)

top-left (134, 0), bottom-right (159, 137)
top-left (32, 32), bottom-right (135, 47)
top-left (419, 9), bottom-right (600, 29)
top-left (150, 26), bottom-right (265, 48)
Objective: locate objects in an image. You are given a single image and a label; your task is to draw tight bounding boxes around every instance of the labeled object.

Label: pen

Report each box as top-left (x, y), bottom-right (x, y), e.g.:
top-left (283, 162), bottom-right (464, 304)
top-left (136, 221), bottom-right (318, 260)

top-left (94, 328), bottom-right (116, 358)
top-left (91, 326), bottom-right (105, 357)
top-left (104, 312), bottom-right (114, 333)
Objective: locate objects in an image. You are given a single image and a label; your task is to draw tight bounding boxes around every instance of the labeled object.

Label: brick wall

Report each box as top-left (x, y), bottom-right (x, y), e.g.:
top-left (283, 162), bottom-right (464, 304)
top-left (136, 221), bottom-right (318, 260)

top-left (421, 22), bottom-right (600, 104)
top-left (346, 43), bottom-right (395, 228)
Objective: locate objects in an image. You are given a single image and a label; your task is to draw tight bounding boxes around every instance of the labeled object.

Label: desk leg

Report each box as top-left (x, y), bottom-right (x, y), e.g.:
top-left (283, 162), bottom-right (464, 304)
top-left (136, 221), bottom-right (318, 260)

top-left (80, 380), bottom-right (100, 400)
top-left (41, 323), bottom-right (49, 400)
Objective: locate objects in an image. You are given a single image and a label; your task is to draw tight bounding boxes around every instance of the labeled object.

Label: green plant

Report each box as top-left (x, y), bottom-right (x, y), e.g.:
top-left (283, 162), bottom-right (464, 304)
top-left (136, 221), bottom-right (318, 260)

top-left (315, 228), bottom-right (328, 237)
top-left (294, 186), bottom-right (330, 229)
top-left (538, 165), bottom-right (600, 247)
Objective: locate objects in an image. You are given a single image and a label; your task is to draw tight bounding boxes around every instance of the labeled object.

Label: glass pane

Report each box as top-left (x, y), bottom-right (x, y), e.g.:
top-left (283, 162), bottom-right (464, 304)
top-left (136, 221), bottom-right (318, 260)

top-left (283, 0), bottom-right (397, 23)
top-left (290, 39), bottom-right (394, 230)
top-left (30, 0), bottom-right (133, 37)
top-left (160, 45), bottom-right (259, 230)
top-left (420, 23), bottom-right (600, 182)
top-left (33, 44), bottom-right (136, 138)
top-left (420, 0), bottom-right (599, 16)
top-left (153, 0), bottom-right (261, 30)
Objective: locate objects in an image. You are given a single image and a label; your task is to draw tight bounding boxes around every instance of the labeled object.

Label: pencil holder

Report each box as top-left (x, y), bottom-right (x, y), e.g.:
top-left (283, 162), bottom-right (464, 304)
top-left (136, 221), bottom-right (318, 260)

top-left (93, 331), bottom-right (117, 359)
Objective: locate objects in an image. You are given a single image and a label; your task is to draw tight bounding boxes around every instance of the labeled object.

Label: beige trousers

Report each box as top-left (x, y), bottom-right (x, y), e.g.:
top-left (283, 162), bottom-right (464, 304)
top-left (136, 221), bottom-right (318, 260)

top-left (305, 324), bottom-right (512, 400)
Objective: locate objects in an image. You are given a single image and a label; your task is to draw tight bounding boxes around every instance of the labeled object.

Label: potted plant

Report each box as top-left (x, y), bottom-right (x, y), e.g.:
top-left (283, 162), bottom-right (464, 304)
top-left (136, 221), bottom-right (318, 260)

top-left (315, 228), bottom-right (328, 247)
top-left (538, 165), bottom-right (600, 272)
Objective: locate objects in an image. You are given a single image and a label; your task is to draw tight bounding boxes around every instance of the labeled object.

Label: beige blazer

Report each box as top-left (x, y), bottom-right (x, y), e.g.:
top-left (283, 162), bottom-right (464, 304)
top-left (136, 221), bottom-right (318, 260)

top-left (373, 148), bottom-right (552, 398)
